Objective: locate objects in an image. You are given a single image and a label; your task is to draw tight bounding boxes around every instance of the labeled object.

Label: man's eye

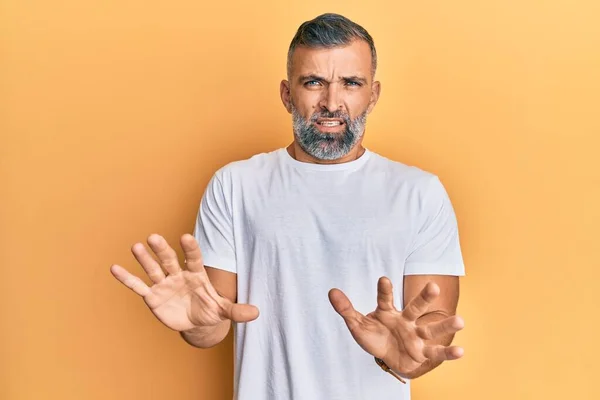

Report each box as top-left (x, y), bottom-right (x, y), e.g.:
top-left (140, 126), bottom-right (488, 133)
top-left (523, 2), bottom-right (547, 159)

top-left (305, 80), bottom-right (320, 86)
top-left (346, 81), bottom-right (360, 86)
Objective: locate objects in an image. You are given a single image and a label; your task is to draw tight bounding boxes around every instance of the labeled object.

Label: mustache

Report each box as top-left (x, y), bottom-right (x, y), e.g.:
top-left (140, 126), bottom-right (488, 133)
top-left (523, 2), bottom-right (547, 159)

top-left (309, 110), bottom-right (351, 122)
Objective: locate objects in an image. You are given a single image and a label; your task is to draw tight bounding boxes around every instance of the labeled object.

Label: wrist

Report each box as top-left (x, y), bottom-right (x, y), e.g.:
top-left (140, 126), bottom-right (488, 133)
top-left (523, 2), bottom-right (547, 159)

top-left (374, 357), bottom-right (407, 383)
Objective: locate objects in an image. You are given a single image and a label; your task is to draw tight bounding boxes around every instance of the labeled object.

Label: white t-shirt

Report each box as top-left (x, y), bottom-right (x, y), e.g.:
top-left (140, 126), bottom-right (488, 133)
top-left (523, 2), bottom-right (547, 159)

top-left (193, 147), bottom-right (465, 400)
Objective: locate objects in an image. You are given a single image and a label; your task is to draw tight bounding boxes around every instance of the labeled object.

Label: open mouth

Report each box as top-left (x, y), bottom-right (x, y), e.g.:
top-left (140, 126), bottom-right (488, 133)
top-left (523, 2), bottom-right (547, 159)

top-left (318, 121), bottom-right (342, 126)
top-left (315, 118), bottom-right (345, 128)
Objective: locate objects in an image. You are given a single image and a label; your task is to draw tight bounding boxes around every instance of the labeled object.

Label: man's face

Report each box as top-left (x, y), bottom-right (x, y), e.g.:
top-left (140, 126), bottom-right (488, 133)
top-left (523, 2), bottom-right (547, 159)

top-left (281, 39), bottom-right (381, 160)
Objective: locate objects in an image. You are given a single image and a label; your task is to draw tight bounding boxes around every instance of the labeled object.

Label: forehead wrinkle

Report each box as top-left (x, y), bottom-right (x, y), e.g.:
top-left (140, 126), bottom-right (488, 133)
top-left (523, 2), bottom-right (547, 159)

top-left (292, 51), bottom-right (372, 84)
top-left (298, 73), bottom-right (367, 85)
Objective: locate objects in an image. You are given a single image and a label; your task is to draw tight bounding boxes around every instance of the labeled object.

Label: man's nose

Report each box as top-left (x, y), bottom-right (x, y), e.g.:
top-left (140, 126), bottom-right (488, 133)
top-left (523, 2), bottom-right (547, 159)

top-left (318, 85), bottom-right (343, 113)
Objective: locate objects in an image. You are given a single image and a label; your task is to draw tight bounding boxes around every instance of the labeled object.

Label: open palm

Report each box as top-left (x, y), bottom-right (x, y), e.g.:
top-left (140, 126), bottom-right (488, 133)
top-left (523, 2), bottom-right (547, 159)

top-left (329, 277), bottom-right (464, 376)
top-left (110, 234), bottom-right (258, 332)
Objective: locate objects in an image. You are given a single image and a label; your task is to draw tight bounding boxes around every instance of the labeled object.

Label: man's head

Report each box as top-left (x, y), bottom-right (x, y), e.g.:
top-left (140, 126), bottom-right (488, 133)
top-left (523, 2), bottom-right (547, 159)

top-left (280, 13), bottom-right (381, 161)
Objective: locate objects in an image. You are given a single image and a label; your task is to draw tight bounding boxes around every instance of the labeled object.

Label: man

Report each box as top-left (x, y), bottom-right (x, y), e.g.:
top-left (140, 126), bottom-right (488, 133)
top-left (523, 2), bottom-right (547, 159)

top-left (110, 13), bottom-right (465, 400)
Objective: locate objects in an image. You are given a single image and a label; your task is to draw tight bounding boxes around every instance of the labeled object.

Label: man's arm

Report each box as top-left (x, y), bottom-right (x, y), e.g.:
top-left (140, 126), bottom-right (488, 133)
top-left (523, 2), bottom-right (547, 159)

top-left (401, 274), bottom-right (461, 379)
top-left (180, 266), bottom-right (238, 348)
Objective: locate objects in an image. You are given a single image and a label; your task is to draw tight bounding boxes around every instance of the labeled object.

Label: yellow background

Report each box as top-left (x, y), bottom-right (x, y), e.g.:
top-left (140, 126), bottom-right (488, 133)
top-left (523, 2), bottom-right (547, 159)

top-left (2, 0), bottom-right (599, 399)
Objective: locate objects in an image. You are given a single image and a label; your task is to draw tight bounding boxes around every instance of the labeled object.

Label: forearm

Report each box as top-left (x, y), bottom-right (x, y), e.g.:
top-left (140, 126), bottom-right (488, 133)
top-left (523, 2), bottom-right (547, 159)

top-left (180, 319), bottom-right (231, 349)
top-left (403, 311), bottom-right (456, 379)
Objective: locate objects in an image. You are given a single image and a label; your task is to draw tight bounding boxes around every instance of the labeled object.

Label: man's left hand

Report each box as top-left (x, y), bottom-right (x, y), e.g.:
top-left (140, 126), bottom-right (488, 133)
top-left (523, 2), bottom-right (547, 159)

top-left (328, 277), bottom-right (465, 378)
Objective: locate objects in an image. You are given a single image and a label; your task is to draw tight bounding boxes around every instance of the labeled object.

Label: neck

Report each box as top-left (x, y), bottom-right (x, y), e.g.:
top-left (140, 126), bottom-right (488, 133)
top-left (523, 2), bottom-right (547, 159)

top-left (287, 141), bottom-right (366, 165)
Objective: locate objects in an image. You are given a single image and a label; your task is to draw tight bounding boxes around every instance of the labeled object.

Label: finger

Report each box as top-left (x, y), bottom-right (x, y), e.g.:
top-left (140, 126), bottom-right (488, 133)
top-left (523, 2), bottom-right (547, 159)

top-left (423, 344), bottom-right (464, 362)
top-left (180, 234), bottom-right (205, 273)
top-left (328, 288), bottom-right (363, 331)
top-left (110, 264), bottom-right (151, 297)
top-left (416, 315), bottom-right (465, 340)
top-left (147, 234), bottom-right (182, 275)
top-left (223, 301), bottom-right (260, 323)
top-left (402, 282), bottom-right (440, 321)
top-left (376, 276), bottom-right (396, 311)
top-left (199, 279), bottom-right (259, 323)
top-left (131, 242), bottom-right (166, 283)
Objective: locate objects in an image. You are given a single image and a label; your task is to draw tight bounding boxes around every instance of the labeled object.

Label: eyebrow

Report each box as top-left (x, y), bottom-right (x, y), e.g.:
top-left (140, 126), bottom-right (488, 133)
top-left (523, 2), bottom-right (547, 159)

top-left (298, 74), bottom-right (368, 85)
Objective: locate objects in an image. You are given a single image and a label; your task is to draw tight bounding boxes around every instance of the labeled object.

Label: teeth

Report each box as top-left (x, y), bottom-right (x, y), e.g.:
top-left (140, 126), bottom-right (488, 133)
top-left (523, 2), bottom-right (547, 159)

top-left (319, 121), bottom-right (341, 126)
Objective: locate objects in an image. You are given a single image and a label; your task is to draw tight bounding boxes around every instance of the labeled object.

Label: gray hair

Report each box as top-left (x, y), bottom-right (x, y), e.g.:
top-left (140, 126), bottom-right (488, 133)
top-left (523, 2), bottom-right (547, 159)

top-left (286, 13), bottom-right (377, 79)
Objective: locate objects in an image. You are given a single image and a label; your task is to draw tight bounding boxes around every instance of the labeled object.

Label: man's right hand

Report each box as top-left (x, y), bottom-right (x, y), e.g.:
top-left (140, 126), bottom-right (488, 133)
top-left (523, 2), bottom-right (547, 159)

top-left (110, 233), bottom-right (259, 332)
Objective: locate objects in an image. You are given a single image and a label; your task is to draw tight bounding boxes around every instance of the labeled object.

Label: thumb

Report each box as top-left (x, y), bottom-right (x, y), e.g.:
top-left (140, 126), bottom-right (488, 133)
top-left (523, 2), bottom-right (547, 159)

top-left (223, 302), bottom-right (260, 323)
top-left (328, 288), bottom-right (360, 329)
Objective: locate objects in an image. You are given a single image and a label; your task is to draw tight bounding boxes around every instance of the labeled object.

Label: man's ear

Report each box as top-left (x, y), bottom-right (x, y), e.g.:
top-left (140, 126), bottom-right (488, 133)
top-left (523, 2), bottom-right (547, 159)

top-left (280, 80), bottom-right (292, 114)
top-left (366, 80), bottom-right (381, 114)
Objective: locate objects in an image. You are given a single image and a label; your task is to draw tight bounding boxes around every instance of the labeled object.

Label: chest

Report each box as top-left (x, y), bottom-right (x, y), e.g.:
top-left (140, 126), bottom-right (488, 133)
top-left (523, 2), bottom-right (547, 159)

top-left (236, 182), bottom-right (416, 259)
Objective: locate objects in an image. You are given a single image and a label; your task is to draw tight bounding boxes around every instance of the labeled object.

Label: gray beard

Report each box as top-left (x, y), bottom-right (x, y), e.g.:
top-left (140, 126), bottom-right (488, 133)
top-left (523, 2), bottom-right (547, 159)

top-left (291, 104), bottom-right (368, 161)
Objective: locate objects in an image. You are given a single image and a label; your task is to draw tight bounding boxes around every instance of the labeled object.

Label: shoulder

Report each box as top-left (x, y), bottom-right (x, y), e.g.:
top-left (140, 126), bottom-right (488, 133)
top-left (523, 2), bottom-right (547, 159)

top-left (365, 151), bottom-right (455, 218)
top-left (367, 150), bottom-right (443, 193)
top-left (213, 148), bottom-right (283, 184)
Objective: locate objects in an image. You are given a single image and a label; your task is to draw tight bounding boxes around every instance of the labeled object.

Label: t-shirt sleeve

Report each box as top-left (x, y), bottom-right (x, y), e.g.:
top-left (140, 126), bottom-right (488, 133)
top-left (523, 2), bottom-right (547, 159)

top-left (193, 172), bottom-right (237, 273)
top-left (404, 176), bottom-right (465, 276)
